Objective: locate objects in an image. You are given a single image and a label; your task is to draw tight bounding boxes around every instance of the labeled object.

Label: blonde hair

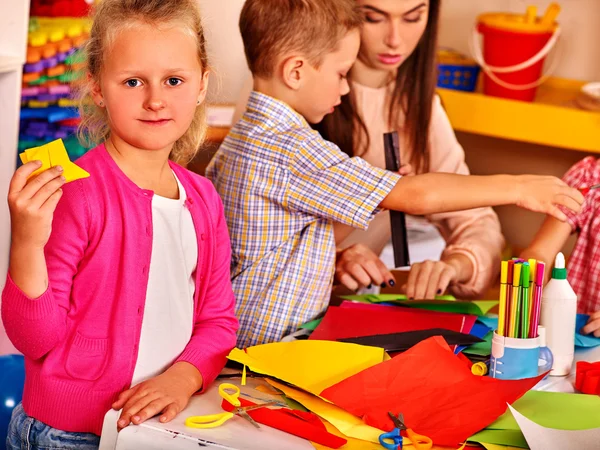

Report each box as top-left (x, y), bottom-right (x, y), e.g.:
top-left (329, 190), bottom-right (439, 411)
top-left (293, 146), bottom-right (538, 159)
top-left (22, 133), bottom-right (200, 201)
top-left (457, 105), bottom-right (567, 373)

top-left (240, 0), bottom-right (362, 78)
top-left (77, 0), bottom-right (209, 164)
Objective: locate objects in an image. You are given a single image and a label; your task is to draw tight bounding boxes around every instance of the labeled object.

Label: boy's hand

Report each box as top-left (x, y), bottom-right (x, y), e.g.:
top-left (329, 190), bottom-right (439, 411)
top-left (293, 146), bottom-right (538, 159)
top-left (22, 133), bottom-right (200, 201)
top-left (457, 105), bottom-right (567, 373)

top-left (515, 175), bottom-right (584, 222)
top-left (335, 244), bottom-right (395, 290)
top-left (8, 161), bottom-right (65, 249)
top-left (113, 362), bottom-right (203, 431)
top-left (582, 311), bottom-right (600, 338)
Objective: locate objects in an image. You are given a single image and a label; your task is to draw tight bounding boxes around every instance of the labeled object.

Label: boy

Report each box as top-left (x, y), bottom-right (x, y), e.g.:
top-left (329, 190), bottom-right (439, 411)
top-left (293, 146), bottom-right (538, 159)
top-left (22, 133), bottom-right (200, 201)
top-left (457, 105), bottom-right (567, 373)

top-left (207, 0), bottom-right (583, 348)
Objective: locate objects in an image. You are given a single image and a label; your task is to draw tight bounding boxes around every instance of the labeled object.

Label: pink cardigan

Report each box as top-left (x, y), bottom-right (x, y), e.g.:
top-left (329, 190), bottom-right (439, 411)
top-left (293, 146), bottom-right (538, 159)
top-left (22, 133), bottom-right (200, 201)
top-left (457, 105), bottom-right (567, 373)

top-left (1, 145), bottom-right (238, 435)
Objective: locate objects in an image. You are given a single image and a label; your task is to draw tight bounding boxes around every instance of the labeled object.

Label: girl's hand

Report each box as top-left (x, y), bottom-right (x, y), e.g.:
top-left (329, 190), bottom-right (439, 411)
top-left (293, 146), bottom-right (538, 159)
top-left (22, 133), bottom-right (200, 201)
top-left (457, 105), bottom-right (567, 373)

top-left (335, 244), bottom-right (395, 290)
top-left (403, 260), bottom-right (458, 300)
top-left (8, 162), bottom-right (65, 249)
top-left (113, 362), bottom-right (203, 430)
top-left (582, 311), bottom-right (600, 338)
top-left (515, 175), bottom-right (584, 222)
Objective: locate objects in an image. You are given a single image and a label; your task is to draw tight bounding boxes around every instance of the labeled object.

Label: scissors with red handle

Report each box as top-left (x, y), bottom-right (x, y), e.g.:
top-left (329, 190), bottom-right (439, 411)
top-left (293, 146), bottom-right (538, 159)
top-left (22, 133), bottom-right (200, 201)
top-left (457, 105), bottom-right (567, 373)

top-left (579, 184), bottom-right (600, 195)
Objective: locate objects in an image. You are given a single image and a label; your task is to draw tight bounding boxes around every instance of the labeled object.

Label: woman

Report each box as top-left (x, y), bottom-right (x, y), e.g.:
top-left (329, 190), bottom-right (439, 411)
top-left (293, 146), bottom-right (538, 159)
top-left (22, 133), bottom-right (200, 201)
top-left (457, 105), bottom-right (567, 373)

top-left (316, 0), bottom-right (504, 300)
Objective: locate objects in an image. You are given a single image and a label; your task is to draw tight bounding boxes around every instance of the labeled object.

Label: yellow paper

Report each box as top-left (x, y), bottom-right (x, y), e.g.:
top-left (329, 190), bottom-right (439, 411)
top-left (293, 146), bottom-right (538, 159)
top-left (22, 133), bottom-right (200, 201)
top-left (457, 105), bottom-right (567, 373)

top-left (480, 444), bottom-right (522, 450)
top-left (227, 340), bottom-right (384, 395)
top-left (266, 379), bottom-right (384, 444)
top-left (20, 139), bottom-right (90, 183)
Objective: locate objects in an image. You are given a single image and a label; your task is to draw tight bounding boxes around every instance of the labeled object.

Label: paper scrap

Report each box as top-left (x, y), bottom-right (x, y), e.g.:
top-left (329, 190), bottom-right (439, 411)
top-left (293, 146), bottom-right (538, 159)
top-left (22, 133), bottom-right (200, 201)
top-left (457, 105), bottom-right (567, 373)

top-left (20, 138), bottom-right (90, 183)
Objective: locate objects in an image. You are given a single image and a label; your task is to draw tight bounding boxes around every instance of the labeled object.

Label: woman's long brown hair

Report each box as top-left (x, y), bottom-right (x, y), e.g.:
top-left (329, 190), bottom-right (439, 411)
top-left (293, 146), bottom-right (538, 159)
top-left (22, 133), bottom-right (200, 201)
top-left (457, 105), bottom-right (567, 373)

top-left (315, 0), bottom-right (440, 173)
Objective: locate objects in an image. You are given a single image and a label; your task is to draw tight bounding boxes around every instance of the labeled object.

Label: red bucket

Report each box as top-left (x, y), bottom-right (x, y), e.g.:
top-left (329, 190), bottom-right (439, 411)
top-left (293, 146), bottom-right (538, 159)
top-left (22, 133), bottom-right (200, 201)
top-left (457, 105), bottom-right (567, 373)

top-left (472, 13), bottom-right (560, 102)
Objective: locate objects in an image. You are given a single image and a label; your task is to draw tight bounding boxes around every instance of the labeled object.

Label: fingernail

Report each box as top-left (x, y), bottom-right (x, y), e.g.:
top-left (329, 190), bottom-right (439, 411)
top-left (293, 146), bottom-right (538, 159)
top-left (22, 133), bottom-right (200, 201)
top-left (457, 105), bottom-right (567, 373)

top-left (56, 165), bottom-right (64, 172)
top-left (160, 416), bottom-right (166, 423)
top-left (388, 280), bottom-right (395, 287)
top-left (380, 282), bottom-right (387, 288)
top-left (118, 420), bottom-right (126, 427)
top-left (60, 175), bottom-right (66, 182)
top-left (133, 416), bottom-right (140, 422)
top-left (437, 289), bottom-right (442, 295)
top-left (367, 284), bottom-right (372, 289)
top-left (35, 160), bottom-right (43, 166)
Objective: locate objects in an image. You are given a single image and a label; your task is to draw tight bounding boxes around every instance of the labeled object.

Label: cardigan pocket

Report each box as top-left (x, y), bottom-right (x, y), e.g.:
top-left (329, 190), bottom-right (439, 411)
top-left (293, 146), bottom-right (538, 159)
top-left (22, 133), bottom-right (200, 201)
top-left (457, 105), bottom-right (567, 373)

top-left (65, 332), bottom-right (109, 381)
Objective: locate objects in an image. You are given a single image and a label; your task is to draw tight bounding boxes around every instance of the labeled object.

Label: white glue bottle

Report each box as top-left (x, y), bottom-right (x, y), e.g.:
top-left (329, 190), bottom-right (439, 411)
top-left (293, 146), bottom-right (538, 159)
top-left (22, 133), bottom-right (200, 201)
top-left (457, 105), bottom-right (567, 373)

top-left (540, 252), bottom-right (577, 376)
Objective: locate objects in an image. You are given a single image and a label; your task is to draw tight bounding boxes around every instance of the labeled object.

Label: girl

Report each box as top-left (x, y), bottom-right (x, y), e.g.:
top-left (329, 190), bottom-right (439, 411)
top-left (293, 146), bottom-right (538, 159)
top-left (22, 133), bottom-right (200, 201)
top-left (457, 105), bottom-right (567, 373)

top-left (520, 156), bottom-right (600, 337)
top-left (2, 0), bottom-right (238, 448)
top-left (316, 0), bottom-right (505, 300)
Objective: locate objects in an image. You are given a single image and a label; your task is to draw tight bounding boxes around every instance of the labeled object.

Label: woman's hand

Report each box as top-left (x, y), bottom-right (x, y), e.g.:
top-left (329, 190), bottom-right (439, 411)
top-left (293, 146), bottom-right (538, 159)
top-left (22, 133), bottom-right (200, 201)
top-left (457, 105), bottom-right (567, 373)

top-left (335, 244), bottom-right (396, 291)
top-left (403, 254), bottom-right (473, 300)
top-left (582, 311), bottom-right (600, 338)
top-left (113, 362), bottom-right (203, 430)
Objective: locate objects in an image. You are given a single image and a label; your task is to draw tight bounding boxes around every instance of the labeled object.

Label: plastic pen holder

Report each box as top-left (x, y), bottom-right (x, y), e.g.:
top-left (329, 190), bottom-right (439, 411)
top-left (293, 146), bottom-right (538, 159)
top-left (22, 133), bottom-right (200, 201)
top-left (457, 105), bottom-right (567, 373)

top-left (490, 331), bottom-right (553, 380)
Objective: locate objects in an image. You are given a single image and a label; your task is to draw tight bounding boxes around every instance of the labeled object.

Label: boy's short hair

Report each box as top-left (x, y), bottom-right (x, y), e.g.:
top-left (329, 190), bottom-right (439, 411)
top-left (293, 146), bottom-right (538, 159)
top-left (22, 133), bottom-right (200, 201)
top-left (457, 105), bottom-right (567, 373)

top-left (240, 0), bottom-right (363, 78)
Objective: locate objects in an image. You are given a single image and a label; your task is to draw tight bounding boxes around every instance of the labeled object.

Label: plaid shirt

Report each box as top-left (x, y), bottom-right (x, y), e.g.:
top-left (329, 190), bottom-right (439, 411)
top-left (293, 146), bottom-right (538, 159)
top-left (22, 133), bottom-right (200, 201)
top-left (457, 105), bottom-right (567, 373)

top-left (561, 157), bottom-right (600, 314)
top-left (206, 91), bottom-right (400, 347)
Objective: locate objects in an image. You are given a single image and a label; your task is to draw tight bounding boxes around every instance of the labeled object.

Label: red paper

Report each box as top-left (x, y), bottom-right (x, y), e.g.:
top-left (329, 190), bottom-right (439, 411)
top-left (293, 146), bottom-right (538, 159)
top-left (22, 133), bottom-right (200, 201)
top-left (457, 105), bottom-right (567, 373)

top-left (320, 336), bottom-right (544, 447)
top-left (576, 361), bottom-right (600, 395)
top-left (310, 304), bottom-right (476, 341)
top-left (221, 397), bottom-right (347, 448)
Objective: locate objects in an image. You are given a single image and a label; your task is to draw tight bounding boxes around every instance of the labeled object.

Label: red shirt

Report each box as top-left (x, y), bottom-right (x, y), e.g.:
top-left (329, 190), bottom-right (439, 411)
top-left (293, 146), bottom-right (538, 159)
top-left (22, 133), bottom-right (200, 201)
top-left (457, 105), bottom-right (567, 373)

top-left (562, 157), bottom-right (600, 314)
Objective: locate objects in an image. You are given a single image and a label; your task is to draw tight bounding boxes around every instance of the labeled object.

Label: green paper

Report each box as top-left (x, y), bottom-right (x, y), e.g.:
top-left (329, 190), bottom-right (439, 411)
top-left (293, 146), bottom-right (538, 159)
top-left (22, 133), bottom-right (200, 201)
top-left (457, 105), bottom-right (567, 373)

top-left (341, 294), bottom-right (498, 316)
top-left (299, 318), bottom-right (322, 331)
top-left (463, 330), bottom-right (493, 356)
top-left (469, 390), bottom-right (600, 447)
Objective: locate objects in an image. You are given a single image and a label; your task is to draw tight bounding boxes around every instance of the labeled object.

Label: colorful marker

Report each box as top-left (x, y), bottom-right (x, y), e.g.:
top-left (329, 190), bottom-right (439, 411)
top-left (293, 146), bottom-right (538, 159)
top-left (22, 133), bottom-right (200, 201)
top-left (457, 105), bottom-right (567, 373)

top-left (529, 262), bottom-right (546, 338)
top-left (509, 263), bottom-right (522, 338)
top-left (505, 260), bottom-right (515, 334)
top-left (498, 261), bottom-right (508, 336)
top-left (521, 263), bottom-right (531, 338)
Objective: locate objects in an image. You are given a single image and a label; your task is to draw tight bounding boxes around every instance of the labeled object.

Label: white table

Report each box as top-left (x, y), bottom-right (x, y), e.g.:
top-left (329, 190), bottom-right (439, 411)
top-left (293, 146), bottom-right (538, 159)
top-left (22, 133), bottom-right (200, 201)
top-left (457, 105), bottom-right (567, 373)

top-left (99, 346), bottom-right (600, 450)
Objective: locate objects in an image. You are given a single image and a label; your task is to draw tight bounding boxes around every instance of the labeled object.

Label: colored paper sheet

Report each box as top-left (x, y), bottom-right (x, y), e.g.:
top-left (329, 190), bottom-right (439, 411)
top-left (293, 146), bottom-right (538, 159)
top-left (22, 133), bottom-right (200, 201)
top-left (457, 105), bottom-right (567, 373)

top-left (321, 337), bottom-right (544, 447)
top-left (463, 331), bottom-right (493, 356)
top-left (266, 379), bottom-right (384, 444)
top-left (575, 314), bottom-right (600, 347)
top-left (312, 420), bottom-right (384, 450)
top-left (477, 316), bottom-right (499, 330)
top-left (299, 318), bottom-right (322, 331)
top-left (480, 444), bottom-right (523, 450)
top-left (508, 403), bottom-right (600, 450)
top-left (341, 294), bottom-right (497, 316)
top-left (20, 138), bottom-right (89, 182)
top-left (469, 390), bottom-right (600, 447)
top-left (227, 341), bottom-right (385, 396)
top-left (310, 304), bottom-right (476, 342)
top-left (456, 322), bottom-right (490, 354)
top-left (340, 328), bottom-right (483, 353)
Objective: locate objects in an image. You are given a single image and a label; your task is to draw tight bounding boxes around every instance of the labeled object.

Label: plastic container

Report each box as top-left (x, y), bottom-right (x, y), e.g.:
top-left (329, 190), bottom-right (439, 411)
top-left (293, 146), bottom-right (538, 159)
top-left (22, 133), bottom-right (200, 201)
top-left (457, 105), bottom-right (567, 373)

top-left (437, 49), bottom-right (480, 92)
top-left (470, 4), bottom-right (561, 102)
top-left (540, 252), bottom-right (577, 376)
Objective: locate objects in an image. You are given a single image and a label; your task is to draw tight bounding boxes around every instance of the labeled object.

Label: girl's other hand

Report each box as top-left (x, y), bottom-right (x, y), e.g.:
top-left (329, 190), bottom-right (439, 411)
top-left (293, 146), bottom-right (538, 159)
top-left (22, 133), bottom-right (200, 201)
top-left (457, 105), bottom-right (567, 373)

top-left (8, 162), bottom-right (65, 249)
top-left (582, 311), bottom-right (600, 338)
top-left (515, 175), bottom-right (584, 222)
top-left (335, 244), bottom-right (395, 291)
top-left (399, 163), bottom-right (414, 176)
top-left (113, 362), bottom-right (203, 430)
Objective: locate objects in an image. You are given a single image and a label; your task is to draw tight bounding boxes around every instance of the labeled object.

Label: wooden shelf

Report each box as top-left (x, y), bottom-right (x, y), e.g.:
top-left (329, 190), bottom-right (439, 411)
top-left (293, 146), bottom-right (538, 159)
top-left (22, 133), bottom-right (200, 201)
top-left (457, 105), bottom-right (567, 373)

top-left (438, 77), bottom-right (600, 154)
top-left (0, 55), bottom-right (22, 74)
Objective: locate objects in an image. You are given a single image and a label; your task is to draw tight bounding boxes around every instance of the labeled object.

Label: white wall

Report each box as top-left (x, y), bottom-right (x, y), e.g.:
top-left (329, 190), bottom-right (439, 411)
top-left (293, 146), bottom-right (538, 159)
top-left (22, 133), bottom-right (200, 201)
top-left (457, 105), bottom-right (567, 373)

top-left (198, 0), bottom-right (250, 103)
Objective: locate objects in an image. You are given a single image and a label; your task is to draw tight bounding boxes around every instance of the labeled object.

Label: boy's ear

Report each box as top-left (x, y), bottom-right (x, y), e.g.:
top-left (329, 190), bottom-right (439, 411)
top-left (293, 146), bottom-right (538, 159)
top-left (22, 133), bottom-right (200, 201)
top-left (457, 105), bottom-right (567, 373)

top-left (281, 56), bottom-right (306, 91)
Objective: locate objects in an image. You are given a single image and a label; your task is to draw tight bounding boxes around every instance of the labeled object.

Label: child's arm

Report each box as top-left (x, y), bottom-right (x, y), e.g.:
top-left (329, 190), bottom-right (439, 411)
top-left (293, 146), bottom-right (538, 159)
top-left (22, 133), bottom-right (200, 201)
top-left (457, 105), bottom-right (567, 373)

top-left (519, 216), bottom-right (573, 283)
top-left (380, 173), bottom-right (583, 220)
top-left (1, 162), bottom-right (82, 360)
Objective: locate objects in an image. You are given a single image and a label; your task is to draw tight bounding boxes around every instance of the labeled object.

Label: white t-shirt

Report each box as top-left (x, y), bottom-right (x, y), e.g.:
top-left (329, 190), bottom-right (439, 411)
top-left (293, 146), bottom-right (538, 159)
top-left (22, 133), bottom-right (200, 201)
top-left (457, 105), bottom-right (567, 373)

top-left (131, 173), bottom-right (198, 386)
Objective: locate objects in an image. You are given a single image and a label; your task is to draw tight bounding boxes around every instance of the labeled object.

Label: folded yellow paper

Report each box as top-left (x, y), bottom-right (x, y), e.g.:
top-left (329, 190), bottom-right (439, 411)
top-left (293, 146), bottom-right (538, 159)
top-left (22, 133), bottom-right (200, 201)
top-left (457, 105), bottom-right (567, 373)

top-left (20, 139), bottom-right (90, 183)
top-left (267, 379), bottom-right (384, 444)
top-left (227, 340), bottom-right (385, 395)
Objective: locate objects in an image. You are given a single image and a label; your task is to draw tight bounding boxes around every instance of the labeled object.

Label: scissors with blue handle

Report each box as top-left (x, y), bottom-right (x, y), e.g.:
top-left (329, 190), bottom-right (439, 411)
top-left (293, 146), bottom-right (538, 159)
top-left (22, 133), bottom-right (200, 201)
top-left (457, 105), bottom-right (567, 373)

top-left (379, 412), bottom-right (433, 450)
top-left (185, 383), bottom-right (278, 429)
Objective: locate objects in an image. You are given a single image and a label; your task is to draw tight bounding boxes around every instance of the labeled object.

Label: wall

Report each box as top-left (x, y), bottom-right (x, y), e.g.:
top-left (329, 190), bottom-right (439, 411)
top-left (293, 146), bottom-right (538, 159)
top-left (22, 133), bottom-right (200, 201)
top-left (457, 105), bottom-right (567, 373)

top-left (198, 0), bottom-right (249, 103)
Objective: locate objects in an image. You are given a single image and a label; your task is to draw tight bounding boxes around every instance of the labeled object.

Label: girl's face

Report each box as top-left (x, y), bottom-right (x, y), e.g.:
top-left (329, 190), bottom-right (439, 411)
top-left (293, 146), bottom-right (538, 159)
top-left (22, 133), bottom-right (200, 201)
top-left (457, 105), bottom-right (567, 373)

top-left (93, 21), bottom-right (208, 153)
top-left (356, 0), bottom-right (429, 74)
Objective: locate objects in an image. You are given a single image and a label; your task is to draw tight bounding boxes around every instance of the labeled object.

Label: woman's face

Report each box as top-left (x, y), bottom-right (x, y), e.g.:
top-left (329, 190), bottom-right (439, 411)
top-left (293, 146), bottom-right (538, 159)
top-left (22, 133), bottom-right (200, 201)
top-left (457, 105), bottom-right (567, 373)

top-left (356, 0), bottom-right (429, 73)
